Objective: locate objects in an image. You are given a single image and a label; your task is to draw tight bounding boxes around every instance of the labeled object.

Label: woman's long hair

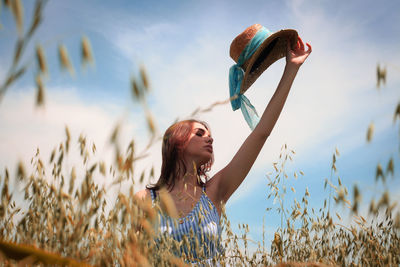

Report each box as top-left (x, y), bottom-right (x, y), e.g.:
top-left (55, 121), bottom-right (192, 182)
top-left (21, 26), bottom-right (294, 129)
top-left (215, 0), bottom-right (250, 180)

top-left (147, 119), bottom-right (213, 191)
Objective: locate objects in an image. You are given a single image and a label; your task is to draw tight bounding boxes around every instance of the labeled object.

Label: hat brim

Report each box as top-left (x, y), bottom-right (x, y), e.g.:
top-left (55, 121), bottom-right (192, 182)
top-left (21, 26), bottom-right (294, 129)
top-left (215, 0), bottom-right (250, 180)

top-left (240, 29), bottom-right (298, 94)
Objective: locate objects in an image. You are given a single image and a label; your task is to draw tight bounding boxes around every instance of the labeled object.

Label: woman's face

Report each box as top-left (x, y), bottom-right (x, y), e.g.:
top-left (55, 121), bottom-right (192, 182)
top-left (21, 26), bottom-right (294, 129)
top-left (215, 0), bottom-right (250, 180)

top-left (184, 122), bottom-right (213, 166)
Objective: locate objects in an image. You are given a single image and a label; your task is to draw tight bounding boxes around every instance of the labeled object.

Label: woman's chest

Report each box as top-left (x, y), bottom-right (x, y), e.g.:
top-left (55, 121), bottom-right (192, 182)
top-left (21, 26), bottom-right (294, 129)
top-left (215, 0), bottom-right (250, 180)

top-left (159, 197), bottom-right (220, 238)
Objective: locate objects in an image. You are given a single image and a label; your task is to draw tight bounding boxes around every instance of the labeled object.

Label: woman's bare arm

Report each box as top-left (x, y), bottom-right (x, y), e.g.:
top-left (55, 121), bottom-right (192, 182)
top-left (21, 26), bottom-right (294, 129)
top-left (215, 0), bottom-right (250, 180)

top-left (213, 37), bottom-right (312, 203)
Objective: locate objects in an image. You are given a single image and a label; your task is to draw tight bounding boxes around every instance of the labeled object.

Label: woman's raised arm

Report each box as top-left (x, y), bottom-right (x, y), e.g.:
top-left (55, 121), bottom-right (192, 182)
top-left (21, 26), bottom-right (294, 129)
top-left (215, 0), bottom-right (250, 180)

top-left (213, 37), bottom-right (312, 203)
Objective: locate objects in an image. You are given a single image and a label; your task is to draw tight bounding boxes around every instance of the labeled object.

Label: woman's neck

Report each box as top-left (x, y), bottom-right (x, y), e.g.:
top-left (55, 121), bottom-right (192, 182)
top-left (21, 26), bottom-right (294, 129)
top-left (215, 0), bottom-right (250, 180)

top-left (171, 171), bottom-right (200, 193)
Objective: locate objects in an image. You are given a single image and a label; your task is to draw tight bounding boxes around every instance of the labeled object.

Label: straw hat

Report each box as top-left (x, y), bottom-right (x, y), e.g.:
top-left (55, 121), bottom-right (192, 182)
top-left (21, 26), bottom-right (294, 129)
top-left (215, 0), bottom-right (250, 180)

top-left (230, 24), bottom-right (298, 94)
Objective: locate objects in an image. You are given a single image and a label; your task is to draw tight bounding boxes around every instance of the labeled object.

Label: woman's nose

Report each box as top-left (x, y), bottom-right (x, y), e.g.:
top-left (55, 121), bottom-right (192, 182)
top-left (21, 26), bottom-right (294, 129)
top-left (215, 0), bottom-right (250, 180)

top-left (207, 136), bottom-right (213, 144)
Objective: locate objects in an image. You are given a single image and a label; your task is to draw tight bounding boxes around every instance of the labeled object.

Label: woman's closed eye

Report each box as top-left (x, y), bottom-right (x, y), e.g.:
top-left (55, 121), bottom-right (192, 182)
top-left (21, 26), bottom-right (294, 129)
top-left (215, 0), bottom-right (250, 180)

top-left (195, 129), bottom-right (206, 137)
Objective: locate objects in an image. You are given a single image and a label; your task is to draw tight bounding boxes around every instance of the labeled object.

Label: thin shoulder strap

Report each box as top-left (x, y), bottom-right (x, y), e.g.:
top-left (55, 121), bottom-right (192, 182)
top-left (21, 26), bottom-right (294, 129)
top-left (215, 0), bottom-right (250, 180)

top-left (149, 189), bottom-right (156, 205)
top-left (202, 185), bottom-right (206, 193)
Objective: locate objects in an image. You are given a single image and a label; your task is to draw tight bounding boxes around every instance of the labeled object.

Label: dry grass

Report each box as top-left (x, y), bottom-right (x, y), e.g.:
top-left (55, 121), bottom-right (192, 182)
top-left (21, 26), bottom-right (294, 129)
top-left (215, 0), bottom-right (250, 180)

top-left (0, 117), bottom-right (398, 266)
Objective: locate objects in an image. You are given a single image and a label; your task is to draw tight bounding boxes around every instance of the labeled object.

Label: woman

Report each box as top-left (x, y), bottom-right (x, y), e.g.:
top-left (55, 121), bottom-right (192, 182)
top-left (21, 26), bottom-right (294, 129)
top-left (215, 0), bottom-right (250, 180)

top-left (136, 28), bottom-right (312, 265)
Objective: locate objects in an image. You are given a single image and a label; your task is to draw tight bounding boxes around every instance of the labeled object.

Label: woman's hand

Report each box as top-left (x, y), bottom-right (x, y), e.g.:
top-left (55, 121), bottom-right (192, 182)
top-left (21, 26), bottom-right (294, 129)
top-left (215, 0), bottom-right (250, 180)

top-left (286, 36), bottom-right (312, 67)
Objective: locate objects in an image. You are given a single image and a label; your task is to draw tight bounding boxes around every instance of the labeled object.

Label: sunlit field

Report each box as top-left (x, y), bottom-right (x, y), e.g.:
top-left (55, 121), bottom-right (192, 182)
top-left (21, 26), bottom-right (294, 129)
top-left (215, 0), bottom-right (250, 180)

top-left (1, 0), bottom-right (399, 266)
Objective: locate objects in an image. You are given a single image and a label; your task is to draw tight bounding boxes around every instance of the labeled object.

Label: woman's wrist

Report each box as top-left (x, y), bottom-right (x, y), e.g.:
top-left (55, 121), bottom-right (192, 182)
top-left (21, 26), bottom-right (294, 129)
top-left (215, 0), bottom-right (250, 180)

top-left (283, 63), bottom-right (300, 78)
top-left (285, 62), bottom-right (301, 72)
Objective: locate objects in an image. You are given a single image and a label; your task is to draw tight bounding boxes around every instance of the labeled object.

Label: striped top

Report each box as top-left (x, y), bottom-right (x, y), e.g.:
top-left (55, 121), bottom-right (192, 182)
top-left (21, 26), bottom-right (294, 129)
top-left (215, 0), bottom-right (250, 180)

top-left (150, 187), bottom-right (224, 264)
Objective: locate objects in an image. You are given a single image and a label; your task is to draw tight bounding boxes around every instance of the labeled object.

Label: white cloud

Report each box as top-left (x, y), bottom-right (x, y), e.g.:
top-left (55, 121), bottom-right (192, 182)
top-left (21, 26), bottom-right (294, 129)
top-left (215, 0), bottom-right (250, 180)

top-left (0, 87), bottom-right (138, 182)
top-left (112, 22), bottom-right (179, 65)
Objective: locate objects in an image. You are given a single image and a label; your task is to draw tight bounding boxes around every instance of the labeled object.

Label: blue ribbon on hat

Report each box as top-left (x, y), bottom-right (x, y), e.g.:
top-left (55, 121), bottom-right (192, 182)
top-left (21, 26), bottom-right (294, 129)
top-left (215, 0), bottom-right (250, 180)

top-left (229, 26), bottom-right (272, 130)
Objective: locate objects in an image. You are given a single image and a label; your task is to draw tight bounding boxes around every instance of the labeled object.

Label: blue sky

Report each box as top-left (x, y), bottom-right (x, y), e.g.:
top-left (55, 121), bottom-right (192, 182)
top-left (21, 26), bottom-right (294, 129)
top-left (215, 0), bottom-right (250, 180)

top-left (1, 0), bottom-right (400, 249)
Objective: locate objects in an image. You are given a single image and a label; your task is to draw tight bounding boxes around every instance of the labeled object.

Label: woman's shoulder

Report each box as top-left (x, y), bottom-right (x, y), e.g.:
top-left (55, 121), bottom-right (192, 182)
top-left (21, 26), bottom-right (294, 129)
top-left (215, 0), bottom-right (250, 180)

top-left (135, 188), bottom-right (152, 201)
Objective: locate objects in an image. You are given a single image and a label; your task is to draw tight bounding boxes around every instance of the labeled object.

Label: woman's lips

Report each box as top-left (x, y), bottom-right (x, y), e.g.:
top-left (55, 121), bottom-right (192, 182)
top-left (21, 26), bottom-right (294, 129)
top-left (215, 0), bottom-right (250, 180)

top-left (205, 145), bottom-right (213, 153)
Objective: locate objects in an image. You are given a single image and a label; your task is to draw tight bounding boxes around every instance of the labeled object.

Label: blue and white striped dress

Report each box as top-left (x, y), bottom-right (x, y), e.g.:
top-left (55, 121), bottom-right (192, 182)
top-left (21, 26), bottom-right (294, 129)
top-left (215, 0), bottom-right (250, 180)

top-left (150, 186), bottom-right (224, 265)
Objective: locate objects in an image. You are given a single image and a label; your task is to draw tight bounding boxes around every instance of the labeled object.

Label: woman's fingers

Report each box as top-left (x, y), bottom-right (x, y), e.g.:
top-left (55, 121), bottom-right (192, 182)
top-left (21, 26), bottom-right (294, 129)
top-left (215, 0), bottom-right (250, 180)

top-left (306, 43), bottom-right (312, 54)
top-left (298, 36), bottom-right (305, 51)
top-left (287, 36), bottom-right (312, 61)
